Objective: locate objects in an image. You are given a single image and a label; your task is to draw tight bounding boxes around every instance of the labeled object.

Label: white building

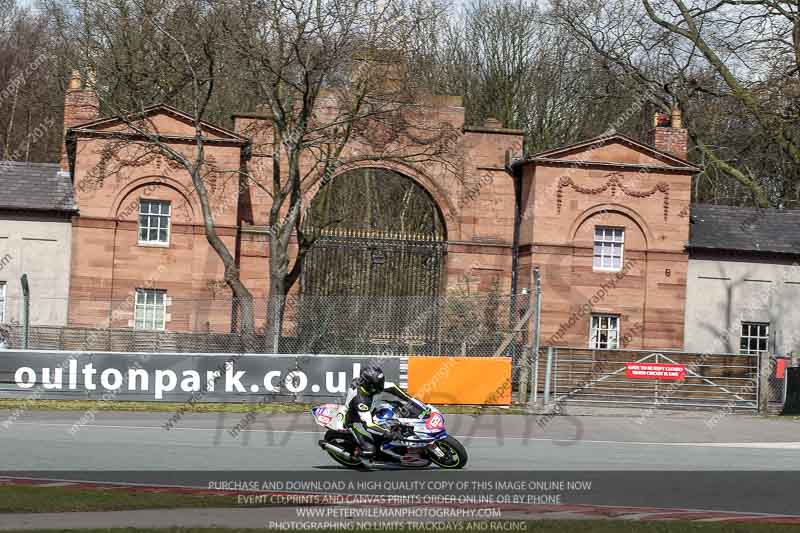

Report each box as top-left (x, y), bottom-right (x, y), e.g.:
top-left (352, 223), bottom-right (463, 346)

top-left (684, 204), bottom-right (800, 356)
top-left (0, 161), bottom-right (76, 328)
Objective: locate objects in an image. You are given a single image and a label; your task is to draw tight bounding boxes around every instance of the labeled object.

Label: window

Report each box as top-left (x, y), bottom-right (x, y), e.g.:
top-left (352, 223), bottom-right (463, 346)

top-left (593, 227), bottom-right (624, 271)
top-left (740, 322), bottom-right (769, 355)
top-left (134, 289), bottom-right (167, 330)
top-left (0, 282), bottom-right (5, 323)
top-left (590, 314), bottom-right (619, 350)
top-left (138, 199), bottom-right (171, 244)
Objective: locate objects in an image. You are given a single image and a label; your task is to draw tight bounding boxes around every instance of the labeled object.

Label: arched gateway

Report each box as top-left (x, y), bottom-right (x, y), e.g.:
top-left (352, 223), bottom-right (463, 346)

top-left (296, 167), bottom-right (448, 349)
top-left (301, 167), bottom-right (446, 298)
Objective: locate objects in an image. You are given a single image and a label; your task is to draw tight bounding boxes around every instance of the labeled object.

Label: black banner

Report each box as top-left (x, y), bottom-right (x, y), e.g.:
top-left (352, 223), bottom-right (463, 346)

top-left (0, 350), bottom-right (401, 402)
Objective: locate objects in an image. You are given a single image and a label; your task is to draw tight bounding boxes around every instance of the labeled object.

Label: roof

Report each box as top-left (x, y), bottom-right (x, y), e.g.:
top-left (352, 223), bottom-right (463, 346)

top-left (508, 132), bottom-right (700, 173)
top-left (689, 204), bottom-right (800, 255)
top-left (0, 161), bottom-right (77, 213)
top-left (70, 103), bottom-right (248, 144)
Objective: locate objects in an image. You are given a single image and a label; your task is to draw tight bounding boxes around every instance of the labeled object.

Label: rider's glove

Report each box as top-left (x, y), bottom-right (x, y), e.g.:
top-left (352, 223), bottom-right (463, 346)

top-left (390, 427), bottom-right (405, 441)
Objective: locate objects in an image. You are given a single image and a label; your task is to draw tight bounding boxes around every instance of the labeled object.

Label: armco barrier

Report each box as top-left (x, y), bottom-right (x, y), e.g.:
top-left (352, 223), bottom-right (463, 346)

top-left (0, 350), bottom-right (401, 403)
top-left (406, 356), bottom-right (512, 405)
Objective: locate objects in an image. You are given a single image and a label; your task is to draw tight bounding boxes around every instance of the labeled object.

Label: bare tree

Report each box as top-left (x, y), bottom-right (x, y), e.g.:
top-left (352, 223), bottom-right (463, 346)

top-left (554, 0), bottom-right (800, 207)
top-left (224, 0), bottom-right (460, 350)
top-left (54, 0), bottom-right (260, 336)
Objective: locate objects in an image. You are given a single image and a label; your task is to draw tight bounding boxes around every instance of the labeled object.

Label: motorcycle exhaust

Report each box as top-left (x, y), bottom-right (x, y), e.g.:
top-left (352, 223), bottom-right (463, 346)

top-left (319, 440), bottom-right (354, 460)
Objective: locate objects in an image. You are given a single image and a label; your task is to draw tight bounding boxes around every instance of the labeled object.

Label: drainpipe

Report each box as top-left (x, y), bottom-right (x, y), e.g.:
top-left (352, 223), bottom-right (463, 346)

top-left (21, 274), bottom-right (29, 349)
top-left (510, 171), bottom-right (522, 298)
top-left (507, 156), bottom-right (523, 358)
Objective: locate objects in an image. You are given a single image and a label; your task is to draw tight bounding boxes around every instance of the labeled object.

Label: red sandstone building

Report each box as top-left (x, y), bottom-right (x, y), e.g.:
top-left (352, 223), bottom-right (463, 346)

top-left (60, 70), bottom-right (698, 350)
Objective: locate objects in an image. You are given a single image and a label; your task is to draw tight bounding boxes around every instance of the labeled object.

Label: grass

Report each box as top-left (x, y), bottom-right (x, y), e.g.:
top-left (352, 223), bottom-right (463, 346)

top-left (1, 487), bottom-right (798, 531)
top-left (0, 399), bottom-right (530, 416)
top-left (0, 486), bottom-right (253, 513)
top-left (2, 523), bottom-right (800, 533)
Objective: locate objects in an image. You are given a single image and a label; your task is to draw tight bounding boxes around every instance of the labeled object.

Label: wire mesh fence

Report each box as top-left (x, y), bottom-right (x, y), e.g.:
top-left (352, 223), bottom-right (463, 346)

top-left (1, 293), bottom-right (536, 369)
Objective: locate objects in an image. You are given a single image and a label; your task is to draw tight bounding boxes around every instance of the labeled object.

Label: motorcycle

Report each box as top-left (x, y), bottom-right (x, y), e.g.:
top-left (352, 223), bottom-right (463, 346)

top-left (311, 396), bottom-right (468, 469)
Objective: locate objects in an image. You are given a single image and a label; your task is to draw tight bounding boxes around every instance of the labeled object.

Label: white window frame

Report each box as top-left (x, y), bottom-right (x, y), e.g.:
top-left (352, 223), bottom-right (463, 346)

top-left (0, 282), bottom-right (6, 323)
top-left (593, 226), bottom-right (625, 272)
top-left (134, 289), bottom-right (167, 331)
top-left (740, 322), bottom-right (769, 355)
top-left (590, 314), bottom-right (620, 350)
top-left (138, 199), bottom-right (171, 246)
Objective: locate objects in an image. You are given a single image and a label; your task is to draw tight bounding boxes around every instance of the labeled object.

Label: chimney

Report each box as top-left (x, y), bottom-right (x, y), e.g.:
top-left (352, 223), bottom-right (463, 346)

top-left (60, 70), bottom-right (100, 173)
top-left (647, 105), bottom-right (688, 160)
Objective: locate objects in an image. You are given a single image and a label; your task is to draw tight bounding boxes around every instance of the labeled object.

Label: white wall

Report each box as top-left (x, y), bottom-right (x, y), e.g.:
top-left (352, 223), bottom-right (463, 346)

top-left (684, 252), bottom-right (800, 355)
top-left (0, 213), bottom-right (72, 326)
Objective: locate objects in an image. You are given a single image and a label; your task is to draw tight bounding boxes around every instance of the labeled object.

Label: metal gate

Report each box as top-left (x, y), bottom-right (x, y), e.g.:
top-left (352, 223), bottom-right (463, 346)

top-left (546, 348), bottom-right (759, 409)
top-left (301, 228), bottom-right (445, 298)
top-left (297, 228), bottom-right (446, 346)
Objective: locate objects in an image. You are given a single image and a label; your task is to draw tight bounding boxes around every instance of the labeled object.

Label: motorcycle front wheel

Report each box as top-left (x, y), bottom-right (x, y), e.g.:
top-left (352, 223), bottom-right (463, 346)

top-left (427, 436), bottom-right (468, 469)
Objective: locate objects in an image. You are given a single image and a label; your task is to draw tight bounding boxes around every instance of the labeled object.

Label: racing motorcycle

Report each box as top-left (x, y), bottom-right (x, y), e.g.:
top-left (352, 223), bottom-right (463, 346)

top-left (311, 395), bottom-right (468, 469)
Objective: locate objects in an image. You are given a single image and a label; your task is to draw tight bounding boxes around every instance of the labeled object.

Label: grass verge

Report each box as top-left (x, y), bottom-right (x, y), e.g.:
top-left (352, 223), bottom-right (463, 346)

top-left (0, 399), bottom-right (528, 416)
top-left (0, 486), bottom-right (255, 513)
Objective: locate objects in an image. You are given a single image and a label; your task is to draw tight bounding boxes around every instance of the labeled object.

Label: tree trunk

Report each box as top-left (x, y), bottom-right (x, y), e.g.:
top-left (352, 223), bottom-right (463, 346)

top-left (266, 237), bottom-right (289, 354)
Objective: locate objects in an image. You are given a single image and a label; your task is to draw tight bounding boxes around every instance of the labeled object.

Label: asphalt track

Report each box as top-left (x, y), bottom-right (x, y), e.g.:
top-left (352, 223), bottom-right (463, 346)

top-left (2, 409), bottom-right (800, 471)
top-left (0, 411), bottom-right (800, 516)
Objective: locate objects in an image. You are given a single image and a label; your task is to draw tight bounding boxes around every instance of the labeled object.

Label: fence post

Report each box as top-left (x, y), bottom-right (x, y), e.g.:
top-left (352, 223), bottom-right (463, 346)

top-left (758, 353), bottom-right (771, 415)
top-left (544, 346), bottom-right (554, 404)
top-left (20, 274), bottom-right (30, 350)
top-left (517, 292), bottom-right (530, 404)
top-left (530, 269), bottom-right (542, 406)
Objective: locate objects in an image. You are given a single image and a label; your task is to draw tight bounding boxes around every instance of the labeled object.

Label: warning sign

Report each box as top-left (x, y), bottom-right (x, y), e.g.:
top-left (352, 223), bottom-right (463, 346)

top-left (625, 362), bottom-right (685, 380)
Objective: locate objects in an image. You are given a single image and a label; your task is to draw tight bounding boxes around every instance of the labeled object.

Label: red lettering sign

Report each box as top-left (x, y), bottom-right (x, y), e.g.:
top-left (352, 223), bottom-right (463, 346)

top-left (625, 362), bottom-right (685, 381)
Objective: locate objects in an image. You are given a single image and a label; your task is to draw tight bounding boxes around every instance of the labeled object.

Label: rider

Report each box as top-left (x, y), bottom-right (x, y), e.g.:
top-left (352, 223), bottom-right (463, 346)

top-left (344, 364), bottom-right (412, 460)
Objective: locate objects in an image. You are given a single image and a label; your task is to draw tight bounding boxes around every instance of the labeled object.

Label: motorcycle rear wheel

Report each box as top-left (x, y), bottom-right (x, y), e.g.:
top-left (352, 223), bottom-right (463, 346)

top-left (323, 430), bottom-right (363, 469)
top-left (428, 436), bottom-right (468, 469)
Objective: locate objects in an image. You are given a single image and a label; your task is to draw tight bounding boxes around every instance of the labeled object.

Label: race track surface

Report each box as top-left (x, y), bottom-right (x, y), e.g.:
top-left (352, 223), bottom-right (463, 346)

top-left (2, 409), bottom-right (800, 471)
top-left (2, 409), bottom-right (800, 516)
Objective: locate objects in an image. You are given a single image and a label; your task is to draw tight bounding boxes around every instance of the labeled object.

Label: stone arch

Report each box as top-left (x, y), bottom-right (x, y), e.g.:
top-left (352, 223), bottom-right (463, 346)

top-left (110, 175), bottom-right (198, 224)
top-left (568, 203), bottom-right (653, 249)
top-left (311, 160), bottom-right (457, 241)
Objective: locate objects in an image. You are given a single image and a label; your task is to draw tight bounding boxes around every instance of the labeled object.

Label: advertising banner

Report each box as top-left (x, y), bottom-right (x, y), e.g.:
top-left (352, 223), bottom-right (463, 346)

top-left (407, 356), bottom-right (512, 405)
top-left (0, 350), bottom-right (402, 402)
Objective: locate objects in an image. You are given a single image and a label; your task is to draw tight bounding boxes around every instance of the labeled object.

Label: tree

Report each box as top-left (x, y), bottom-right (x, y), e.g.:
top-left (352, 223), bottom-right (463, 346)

top-left (224, 0), bottom-right (460, 350)
top-left (52, 0), bottom-right (261, 336)
top-left (0, 0), bottom-right (62, 163)
top-left (553, 0), bottom-right (800, 207)
top-left (639, 0), bottom-right (800, 207)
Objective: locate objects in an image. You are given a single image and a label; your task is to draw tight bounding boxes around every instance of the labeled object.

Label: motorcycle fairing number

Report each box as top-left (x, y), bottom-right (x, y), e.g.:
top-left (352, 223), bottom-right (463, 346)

top-left (314, 407), bottom-right (333, 426)
top-left (426, 412), bottom-right (444, 430)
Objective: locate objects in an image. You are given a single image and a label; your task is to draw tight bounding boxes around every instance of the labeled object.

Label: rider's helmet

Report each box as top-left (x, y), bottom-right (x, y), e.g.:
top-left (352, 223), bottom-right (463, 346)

top-left (359, 364), bottom-right (385, 395)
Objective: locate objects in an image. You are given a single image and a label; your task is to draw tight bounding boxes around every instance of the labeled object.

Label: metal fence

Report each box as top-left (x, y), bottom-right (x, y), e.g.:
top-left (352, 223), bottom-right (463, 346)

top-left (538, 347), bottom-right (760, 410)
top-left (1, 292), bottom-right (538, 381)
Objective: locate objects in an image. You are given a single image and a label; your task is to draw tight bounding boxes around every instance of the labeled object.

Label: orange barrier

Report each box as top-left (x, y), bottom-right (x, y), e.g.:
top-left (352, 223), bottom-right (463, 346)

top-left (407, 356), bottom-right (512, 405)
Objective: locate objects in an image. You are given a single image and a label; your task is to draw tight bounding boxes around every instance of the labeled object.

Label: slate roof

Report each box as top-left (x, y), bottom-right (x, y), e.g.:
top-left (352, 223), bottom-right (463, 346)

top-left (0, 161), bottom-right (77, 213)
top-left (689, 203), bottom-right (800, 255)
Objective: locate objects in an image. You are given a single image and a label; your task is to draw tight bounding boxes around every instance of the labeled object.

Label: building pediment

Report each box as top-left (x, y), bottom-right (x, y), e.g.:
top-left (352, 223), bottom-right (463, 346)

top-left (514, 133), bottom-right (699, 173)
top-left (68, 104), bottom-right (247, 144)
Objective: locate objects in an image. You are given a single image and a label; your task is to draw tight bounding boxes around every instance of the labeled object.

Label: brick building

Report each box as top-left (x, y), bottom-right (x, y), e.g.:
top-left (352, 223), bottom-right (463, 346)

top-left (61, 72), bottom-right (524, 333)
top-left (59, 67), bottom-right (716, 352)
top-left (4, 61), bottom-right (790, 360)
top-left (508, 110), bottom-right (698, 350)
top-left (62, 72), bottom-right (248, 332)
